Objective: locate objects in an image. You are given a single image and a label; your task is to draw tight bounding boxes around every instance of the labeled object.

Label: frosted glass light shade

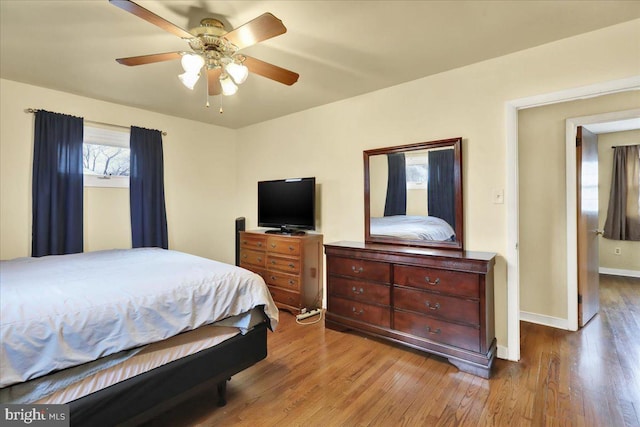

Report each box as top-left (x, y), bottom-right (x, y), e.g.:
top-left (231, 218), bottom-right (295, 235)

top-left (181, 54), bottom-right (205, 73)
top-left (178, 72), bottom-right (200, 90)
top-left (225, 62), bottom-right (248, 84)
top-left (219, 73), bottom-right (238, 96)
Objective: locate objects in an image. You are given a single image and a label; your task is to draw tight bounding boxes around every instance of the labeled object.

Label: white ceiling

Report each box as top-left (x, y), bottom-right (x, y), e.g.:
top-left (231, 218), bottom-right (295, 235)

top-left (1, 1), bottom-right (639, 129)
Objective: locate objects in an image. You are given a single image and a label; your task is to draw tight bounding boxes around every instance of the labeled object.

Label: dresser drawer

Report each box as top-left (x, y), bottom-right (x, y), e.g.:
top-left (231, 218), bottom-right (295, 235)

top-left (240, 233), bottom-right (267, 250)
top-left (240, 249), bottom-right (266, 268)
top-left (327, 256), bottom-right (391, 283)
top-left (394, 265), bottom-right (479, 298)
top-left (267, 255), bottom-right (301, 274)
top-left (269, 286), bottom-right (301, 308)
top-left (328, 296), bottom-right (390, 328)
top-left (329, 276), bottom-right (390, 306)
top-left (267, 237), bottom-right (301, 256)
top-left (394, 310), bottom-right (480, 352)
top-left (265, 271), bottom-right (300, 291)
top-left (394, 287), bottom-right (479, 325)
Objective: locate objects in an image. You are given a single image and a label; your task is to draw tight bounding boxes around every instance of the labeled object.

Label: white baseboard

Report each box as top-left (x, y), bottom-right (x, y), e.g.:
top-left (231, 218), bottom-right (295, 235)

top-left (520, 311), bottom-right (569, 330)
top-left (496, 345), bottom-right (510, 361)
top-left (599, 267), bottom-right (640, 278)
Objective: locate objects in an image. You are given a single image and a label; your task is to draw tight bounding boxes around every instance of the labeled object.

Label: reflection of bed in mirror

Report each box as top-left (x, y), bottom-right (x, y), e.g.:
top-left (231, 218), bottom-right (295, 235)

top-left (369, 215), bottom-right (455, 241)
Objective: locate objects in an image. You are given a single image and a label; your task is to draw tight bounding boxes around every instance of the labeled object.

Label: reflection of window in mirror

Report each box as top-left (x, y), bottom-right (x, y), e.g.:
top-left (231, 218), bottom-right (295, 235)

top-left (405, 153), bottom-right (427, 190)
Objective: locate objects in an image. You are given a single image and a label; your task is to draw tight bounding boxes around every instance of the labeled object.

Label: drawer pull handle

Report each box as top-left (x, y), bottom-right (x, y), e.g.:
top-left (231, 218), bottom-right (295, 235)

top-left (257, 242), bottom-right (263, 247)
top-left (426, 326), bottom-right (441, 335)
top-left (242, 240), bottom-right (247, 244)
top-left (257, 257), bottom-right (263, 262)
top-left (352, 286), bottom-right (364, 295)
top-left (425, 302), bottom-right (441, 310)
top-left (352, 266), bottom-right (364, 274)
top-left (288, 263), bottom-right (295, 268)
top-left (289, 280), bottom-right (295, 285)
top-left (424, 277), bottom-right (440, 286)
top-left (271, 243), bottom-right (276, 248)
top-left (271, 260), bottom-right (276, 264)
top-left (242, 254), bottom-right (247, 259)
top-left (289, 246), bottom-right (295, 251)
top-left (270, 276), bottom-right (277, 281)
top-left (352, 307), bottom-right (364, 316)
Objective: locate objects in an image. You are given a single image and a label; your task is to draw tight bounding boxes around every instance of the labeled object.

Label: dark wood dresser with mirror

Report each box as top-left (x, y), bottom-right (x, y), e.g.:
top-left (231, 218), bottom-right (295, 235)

top-left (325, 137), bottom-right (497, 378)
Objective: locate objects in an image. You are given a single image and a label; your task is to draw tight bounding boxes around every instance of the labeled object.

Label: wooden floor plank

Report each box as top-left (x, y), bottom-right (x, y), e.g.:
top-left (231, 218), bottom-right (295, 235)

top-left (143, 275), bottom-right (640, 426)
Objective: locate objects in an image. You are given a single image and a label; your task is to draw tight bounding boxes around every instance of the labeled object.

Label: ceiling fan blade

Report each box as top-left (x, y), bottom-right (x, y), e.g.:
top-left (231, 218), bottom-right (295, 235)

top-left (243, 56), bottom-right (299, 86)
top-left (224, 13), bottom-right (286, 50)
top-left (116, 52), bottom-right (182, 66)
top-left (109, 0), bottom-right (193, 39)
top-left (207, 68), bottom-right (222, 96)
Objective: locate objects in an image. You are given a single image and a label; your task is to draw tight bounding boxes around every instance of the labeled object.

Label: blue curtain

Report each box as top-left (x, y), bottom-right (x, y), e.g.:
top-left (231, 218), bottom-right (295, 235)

top-left (130, 126), bottom-right (168, 249)
top-left (384, 153), bottom-right (407, 216)
top-left (428, 149), bottom-right (455, 228)
top-left (32, 110), bottom-right (84, 257)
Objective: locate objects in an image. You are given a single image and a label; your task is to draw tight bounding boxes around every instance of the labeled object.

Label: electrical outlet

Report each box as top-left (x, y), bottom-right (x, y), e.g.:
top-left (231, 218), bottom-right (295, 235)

top-left (614, 248), bottom-right (621, 255)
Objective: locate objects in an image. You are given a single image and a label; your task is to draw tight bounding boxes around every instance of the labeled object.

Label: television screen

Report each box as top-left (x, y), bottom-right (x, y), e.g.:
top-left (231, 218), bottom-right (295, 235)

top-left (258, 177), bottom-right (315, 233)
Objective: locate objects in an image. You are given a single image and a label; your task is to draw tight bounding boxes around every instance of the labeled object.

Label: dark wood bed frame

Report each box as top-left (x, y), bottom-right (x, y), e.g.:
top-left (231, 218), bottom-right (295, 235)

top-left (68, 322), bottom-right (268, 427)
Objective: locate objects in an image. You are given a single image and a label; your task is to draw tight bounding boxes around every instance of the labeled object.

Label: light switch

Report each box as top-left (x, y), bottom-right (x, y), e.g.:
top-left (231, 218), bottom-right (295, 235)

top-left (492, 189), bottom-right (504, 204)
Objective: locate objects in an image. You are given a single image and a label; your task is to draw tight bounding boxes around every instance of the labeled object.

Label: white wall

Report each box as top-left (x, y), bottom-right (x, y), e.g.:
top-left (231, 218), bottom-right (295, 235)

top-left (235, 20), bottom-right (640, 352)
top-left (0, 79), bottom-right (238, 263)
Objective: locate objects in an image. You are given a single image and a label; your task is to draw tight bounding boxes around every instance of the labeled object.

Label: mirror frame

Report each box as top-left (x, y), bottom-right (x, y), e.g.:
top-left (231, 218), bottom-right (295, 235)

top-left (364, 137), bottom-right (463, 250)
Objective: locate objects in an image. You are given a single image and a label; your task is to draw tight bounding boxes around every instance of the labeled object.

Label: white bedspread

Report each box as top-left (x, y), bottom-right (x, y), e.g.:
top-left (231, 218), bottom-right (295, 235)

top-left (370, 215), bottom-right (455, 241)
top-left (0, 248), bottom-right (278, 388)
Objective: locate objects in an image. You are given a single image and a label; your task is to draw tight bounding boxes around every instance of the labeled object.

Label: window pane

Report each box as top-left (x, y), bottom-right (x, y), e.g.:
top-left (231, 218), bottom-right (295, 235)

top-left (406, 164), bottom-right (427, 185)
top-left (83, 143), bottom-right (130, 177)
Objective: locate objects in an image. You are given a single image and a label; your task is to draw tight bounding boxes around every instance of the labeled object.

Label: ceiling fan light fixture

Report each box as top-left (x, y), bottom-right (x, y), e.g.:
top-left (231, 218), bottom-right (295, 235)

top-left (225, 61), bottom-right (248, 85)
top-left (181, 53), bottom-right (205, 73)
top-left (178, 72), bottom-right (200, 90)
top-left (219, 73), bottom-right (238, 96)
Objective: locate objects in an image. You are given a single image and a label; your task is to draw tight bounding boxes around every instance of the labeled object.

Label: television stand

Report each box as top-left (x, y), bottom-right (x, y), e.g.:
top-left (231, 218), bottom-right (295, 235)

top-left (239, 230), bottom-right (323, 315)
top-left (265, 227), bottom-right (306, 236)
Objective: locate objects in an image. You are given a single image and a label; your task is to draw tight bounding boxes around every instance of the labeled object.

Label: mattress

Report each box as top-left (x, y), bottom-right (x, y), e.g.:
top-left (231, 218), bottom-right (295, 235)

top-left (1, 308), bottom-right (266, 405)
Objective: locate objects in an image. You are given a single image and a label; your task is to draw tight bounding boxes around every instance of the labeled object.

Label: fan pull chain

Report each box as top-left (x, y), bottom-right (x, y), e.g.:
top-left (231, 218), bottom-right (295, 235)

top-left (219, 96), bottom-right (224, 114)
top-left (205, 74), bottom-right (210, 108)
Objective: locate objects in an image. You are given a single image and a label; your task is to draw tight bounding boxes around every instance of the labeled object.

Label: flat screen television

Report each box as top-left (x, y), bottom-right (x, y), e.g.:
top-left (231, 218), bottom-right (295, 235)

top-left (258, 177), bottom-right (315, 235)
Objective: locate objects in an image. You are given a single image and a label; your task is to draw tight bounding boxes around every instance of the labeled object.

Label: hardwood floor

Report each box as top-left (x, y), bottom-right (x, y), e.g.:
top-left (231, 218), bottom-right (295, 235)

top-left (144, 275), bottom-right (639, 426)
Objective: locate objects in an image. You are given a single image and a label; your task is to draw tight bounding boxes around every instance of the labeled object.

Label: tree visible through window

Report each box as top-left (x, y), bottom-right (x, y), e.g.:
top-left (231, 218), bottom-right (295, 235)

top-left (83, 124), bottom-right (130, 188)
top-left (83, 143), bottom-right (130, 177)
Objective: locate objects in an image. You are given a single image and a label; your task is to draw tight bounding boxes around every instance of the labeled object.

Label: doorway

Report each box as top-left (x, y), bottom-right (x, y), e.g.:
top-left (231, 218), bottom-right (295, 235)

top-left (504, 76), bottom-right (640, 362)
top-left (565, 111), bottom-right (640, 331)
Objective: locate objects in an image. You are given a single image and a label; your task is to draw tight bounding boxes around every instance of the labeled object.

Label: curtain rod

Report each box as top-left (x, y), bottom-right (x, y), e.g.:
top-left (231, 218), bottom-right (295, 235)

top-left (25, 108), bottom-right (167, 136)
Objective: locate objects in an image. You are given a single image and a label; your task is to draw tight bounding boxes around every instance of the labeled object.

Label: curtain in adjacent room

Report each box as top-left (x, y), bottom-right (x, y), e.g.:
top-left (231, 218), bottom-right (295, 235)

top-left (384, 153), bottom-right (407, 216)
top-left (427, 149), bottom-right (455, 229)
top-left (32, 110), bottom-right (84, 257)
top-left (603, 144), bottom-right (640, 241)
top-left (129, 126), bottom-right (168, 249)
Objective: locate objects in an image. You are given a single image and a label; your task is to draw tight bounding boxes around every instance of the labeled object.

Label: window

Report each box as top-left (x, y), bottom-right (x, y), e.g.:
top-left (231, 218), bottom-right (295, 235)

top-left (405, 154), bottom-right (428, 189)
top-left (83, 125), bottom-right (130, 188)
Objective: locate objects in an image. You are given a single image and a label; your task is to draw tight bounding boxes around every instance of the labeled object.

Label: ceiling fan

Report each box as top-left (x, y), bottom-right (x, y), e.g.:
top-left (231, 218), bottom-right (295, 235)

top-left (109, 0), bottom-right (299, 98)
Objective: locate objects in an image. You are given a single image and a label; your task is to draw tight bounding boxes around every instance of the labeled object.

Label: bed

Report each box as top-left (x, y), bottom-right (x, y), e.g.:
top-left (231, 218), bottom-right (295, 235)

top-left (0, 248), bottom-right (279, 426)
top-left (370, 215), bottom-right (456, 241)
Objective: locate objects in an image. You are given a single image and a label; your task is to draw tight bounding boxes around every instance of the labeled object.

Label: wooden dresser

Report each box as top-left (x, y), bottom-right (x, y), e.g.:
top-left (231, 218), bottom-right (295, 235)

top-left (240, 231), bottom-right (323, 314)
top-left (324, 241), bottom-right (496, 378)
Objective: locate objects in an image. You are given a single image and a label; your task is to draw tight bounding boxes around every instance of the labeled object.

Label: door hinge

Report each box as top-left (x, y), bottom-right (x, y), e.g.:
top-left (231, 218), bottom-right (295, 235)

top-left (578, 294), bottom-right (583, 304)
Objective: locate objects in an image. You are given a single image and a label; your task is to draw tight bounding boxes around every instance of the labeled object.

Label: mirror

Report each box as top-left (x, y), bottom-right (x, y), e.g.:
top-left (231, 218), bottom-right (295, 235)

top-left (364, 137), bottom-right (463, 250)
